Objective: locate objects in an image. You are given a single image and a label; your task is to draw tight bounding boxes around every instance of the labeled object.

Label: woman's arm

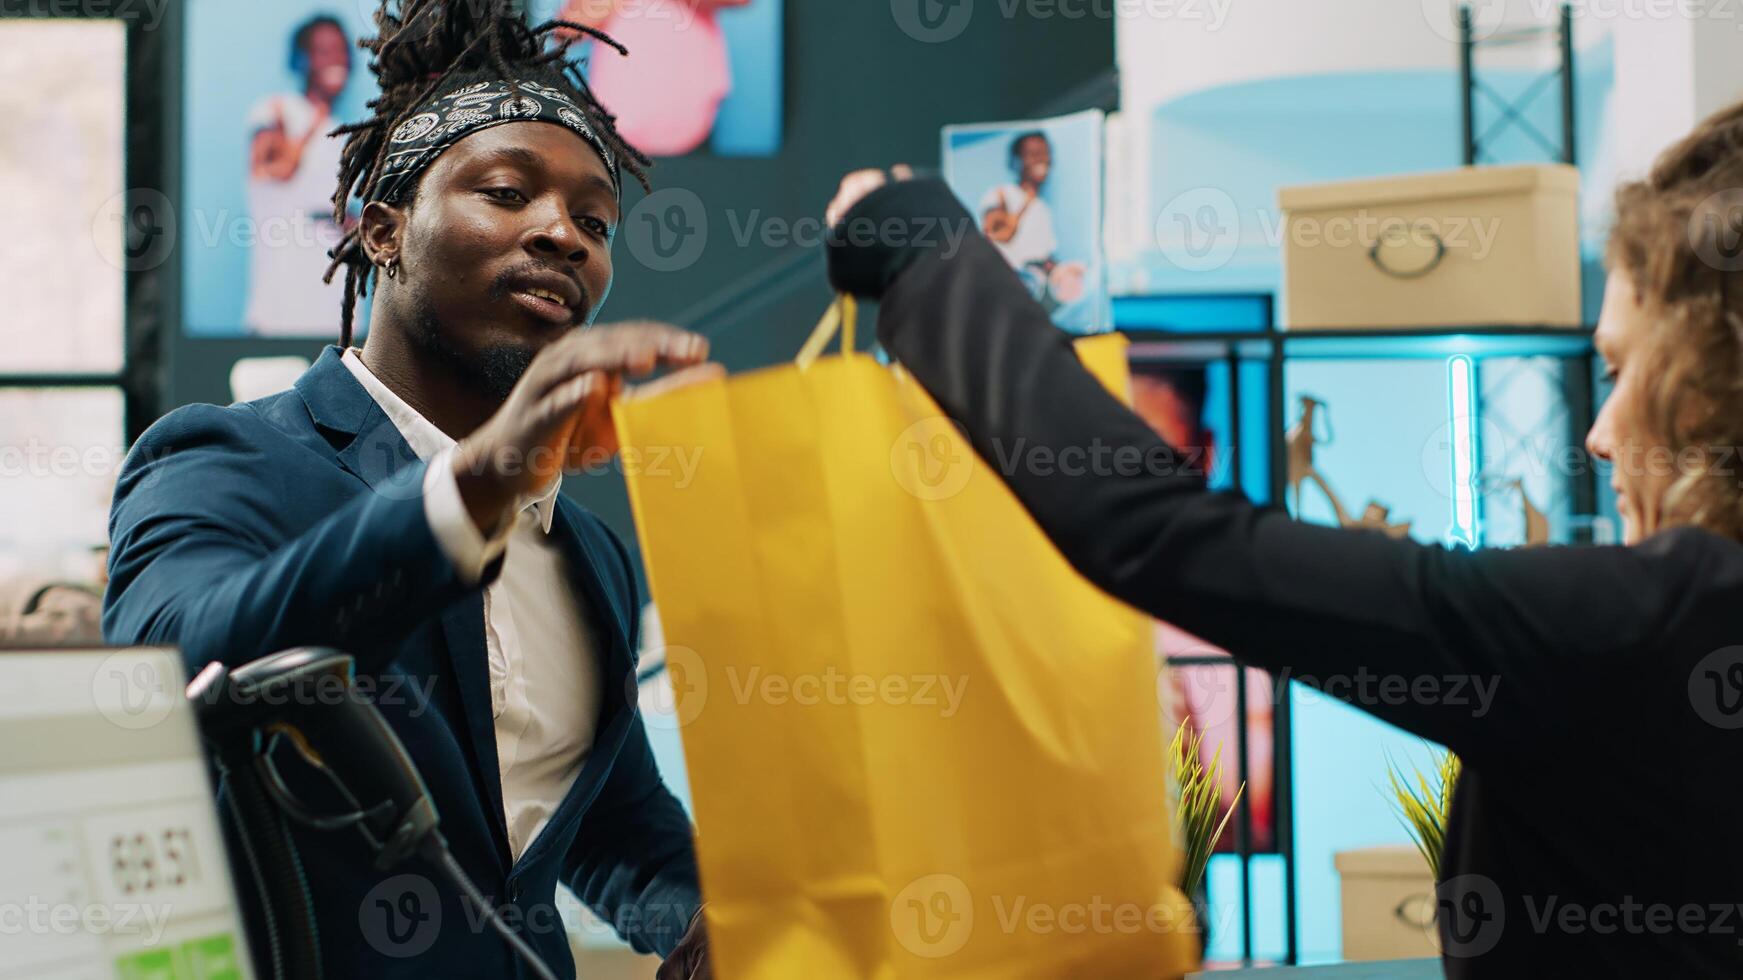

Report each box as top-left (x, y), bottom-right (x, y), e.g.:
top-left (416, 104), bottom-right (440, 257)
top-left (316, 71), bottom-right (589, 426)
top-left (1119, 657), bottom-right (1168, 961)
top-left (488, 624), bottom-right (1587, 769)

top-left (827, 177), bottom-right (1717, 763)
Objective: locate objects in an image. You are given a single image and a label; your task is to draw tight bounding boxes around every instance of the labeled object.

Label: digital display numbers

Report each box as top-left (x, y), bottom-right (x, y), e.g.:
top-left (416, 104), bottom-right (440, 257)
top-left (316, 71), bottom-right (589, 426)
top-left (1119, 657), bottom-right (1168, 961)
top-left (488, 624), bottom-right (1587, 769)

top-left (82, 804), bottom-right (231, 919)
top-left (109, 826), bottom-right (205, 896)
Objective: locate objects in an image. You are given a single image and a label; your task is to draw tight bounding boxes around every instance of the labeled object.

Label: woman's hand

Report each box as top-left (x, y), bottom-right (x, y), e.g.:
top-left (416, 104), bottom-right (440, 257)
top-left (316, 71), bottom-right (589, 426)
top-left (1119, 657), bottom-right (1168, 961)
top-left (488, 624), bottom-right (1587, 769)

top-left (824, 164), bottom-right (914, 229)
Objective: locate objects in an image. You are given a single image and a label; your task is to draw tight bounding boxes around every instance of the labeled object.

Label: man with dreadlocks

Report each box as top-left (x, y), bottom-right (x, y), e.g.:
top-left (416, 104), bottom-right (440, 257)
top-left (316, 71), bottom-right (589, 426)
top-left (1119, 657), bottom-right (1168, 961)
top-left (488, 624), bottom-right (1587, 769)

top-left (105, 2), bottom-right (716, 977)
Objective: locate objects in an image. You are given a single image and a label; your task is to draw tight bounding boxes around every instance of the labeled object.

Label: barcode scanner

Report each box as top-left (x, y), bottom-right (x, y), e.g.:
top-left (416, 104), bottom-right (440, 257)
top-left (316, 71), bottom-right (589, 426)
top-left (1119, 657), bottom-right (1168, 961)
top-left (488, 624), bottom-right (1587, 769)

top-left (192, 648), bottom-right (438, 868)
top-left (190, 648), bottom-right (559, 980)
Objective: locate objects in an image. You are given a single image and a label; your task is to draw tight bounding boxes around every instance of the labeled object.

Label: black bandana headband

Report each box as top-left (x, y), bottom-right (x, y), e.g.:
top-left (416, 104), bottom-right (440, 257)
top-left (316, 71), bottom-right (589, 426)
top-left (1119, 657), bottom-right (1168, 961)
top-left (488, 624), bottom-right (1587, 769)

top-left (370, 77), bottom-right (620, 205)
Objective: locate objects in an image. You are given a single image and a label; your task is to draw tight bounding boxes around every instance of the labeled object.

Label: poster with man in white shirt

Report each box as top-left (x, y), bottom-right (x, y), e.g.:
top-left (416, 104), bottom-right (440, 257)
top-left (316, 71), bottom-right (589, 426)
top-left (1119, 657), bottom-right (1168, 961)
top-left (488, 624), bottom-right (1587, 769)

top-left (943, 110), bottom-right (1108, 333)
top-left (242, 14), bottom-right (355, 336)
top-left (184, 2), bottom-right (376, 338)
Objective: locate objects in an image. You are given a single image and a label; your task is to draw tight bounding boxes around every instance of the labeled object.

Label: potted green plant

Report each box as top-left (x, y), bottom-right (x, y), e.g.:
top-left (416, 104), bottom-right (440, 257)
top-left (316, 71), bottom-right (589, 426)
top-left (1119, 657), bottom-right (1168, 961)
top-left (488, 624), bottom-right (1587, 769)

top-left (1170, 719), bottom-right (1244, 952)
top-left (1386, 748), bottom-right (1461, 880)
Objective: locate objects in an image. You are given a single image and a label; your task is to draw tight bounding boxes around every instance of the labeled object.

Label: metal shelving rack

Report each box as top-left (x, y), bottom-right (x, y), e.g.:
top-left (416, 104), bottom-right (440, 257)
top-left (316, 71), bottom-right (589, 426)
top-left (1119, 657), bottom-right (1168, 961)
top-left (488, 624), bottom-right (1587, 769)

top-left (1460, 1), bottom-right (1577, 167)
top-left (1457, 0), bottom-right (1598, 521)
top-left (1120, 294), bottom-right (1599, 966)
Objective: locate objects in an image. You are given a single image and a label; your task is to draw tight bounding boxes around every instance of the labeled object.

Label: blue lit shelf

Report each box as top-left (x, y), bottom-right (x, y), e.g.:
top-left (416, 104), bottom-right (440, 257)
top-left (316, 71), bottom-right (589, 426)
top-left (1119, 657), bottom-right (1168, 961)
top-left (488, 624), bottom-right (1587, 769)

top-left (1280, 326), bottom-right (1593, 360)
top-left (1113, 289), bottom-right (1595, 360)
top-left (1121, 326), bottom-right (1593, 361)
top-left (1124, 336), bottom-right (1273, 361)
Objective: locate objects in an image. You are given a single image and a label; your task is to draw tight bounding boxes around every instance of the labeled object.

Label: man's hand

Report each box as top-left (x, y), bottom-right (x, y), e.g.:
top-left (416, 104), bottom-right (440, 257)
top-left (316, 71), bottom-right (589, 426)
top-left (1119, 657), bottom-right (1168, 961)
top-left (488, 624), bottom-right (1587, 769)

top-left (655, 909), bottom-right (712, 980)
top-left (824, 164), bottom-right (914, 229)
top-left (452, 321), bottom-right (718, 534)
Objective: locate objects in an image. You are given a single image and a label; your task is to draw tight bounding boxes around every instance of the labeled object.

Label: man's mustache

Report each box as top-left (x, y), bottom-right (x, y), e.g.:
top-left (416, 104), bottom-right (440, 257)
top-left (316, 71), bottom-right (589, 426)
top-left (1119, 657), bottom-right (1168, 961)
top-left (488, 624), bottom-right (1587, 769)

top-left (489, 262), bottom-right (593, 326)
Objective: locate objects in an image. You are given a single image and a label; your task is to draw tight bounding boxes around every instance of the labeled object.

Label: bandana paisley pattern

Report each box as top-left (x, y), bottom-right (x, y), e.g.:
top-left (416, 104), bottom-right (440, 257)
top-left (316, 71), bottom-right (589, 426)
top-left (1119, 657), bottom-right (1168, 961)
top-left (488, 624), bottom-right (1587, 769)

top-left (372, 77), bottom-right (619, 204)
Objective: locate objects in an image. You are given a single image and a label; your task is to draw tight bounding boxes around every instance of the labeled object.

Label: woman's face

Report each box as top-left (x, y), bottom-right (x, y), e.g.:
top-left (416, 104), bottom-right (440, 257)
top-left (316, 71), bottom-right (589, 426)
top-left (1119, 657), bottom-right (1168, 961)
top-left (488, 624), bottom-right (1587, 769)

top-left (1586, 269), bottom-right (1678, 544)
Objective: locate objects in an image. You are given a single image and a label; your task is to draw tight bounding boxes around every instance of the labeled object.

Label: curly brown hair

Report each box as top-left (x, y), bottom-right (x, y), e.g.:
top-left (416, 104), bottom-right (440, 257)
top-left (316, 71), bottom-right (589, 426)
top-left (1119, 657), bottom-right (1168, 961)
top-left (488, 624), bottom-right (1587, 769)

top-left (1605, 101), bottom-right (1743, 539)
top-left (322, 0), bottom-right (653, 349)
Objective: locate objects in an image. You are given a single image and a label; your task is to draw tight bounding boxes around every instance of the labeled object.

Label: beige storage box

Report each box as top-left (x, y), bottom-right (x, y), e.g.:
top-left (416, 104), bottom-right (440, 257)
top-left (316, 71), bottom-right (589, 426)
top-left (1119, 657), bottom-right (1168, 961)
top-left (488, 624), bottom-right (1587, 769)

top-left (1279, 164), bottom-right (1581, 330)
top-left (1335, 844), bottom-right (1438, 962)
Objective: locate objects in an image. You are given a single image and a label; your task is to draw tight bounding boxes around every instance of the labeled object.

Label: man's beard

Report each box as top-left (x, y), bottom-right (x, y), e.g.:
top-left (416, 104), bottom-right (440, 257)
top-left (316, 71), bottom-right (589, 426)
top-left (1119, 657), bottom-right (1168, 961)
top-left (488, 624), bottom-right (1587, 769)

top-left (404, 293), bottom-right (535, 403)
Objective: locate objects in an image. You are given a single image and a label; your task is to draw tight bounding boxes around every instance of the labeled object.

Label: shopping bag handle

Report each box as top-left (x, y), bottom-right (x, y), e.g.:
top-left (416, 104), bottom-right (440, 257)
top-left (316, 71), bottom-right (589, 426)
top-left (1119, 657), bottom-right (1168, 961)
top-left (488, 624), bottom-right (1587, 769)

top-left (795, 293), bottom-right (858, 371)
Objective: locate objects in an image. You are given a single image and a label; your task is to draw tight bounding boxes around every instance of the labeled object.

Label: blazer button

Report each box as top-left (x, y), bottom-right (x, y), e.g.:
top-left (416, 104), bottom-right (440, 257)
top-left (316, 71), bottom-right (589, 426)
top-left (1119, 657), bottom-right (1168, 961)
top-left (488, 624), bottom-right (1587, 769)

top-left (508, 880), bottom-right (521, 903)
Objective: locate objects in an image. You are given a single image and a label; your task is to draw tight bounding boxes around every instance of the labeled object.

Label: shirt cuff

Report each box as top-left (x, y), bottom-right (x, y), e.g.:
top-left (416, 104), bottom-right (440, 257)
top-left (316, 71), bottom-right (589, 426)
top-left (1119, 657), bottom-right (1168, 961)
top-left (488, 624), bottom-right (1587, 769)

top-left (423, 446), bottom-right (510, 584)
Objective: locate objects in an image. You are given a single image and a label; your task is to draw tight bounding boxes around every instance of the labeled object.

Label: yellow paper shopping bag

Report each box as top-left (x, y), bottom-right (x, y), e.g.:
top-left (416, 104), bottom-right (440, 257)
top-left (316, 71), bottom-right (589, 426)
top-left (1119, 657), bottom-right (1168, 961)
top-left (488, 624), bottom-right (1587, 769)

top-left (616, 297), bottom-right (1199, 979)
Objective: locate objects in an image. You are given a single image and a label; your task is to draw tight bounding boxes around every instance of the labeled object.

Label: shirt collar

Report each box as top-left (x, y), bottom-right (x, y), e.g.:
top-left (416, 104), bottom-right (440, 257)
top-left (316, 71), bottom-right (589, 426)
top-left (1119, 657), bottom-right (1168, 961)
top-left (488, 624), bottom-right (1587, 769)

top-left (340, 348), bottom-right (559, 533)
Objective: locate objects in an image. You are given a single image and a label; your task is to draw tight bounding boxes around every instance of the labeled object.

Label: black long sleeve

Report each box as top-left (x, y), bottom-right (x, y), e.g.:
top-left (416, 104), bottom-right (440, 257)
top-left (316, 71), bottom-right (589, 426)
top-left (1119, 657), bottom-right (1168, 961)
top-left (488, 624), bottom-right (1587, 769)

top-left (826, 178), bottom-right (1743, 976)
top-left (822, 177), bottom-right (1743, 975)
top-left (828, 179), bottom-right (1732, 764)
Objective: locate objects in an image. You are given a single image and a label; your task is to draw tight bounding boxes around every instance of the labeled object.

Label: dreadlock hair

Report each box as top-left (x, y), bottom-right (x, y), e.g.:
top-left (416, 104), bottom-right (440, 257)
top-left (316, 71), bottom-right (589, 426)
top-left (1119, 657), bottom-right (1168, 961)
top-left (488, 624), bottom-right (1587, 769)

top-left (322, 0), bottom-right (652, 349)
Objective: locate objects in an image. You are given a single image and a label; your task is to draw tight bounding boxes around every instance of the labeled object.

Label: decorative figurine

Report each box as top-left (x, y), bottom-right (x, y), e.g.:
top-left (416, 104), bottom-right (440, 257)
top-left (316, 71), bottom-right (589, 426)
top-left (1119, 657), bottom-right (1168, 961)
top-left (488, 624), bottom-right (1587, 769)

top-left (1285, 394), bottom-right (1413, 538)
top-left (1508, 478), bottom-right (1551, 547)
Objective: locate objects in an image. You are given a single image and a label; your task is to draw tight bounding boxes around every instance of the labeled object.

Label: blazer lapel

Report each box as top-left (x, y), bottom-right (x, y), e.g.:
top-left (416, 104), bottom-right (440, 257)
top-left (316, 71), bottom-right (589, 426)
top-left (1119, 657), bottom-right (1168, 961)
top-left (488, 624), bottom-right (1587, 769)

top-left (552, 500), bottom-right (635, 761)
top-left (297, 346), bottom-right (513, 866)
top-left (439, 598), bottom-right (513, 867)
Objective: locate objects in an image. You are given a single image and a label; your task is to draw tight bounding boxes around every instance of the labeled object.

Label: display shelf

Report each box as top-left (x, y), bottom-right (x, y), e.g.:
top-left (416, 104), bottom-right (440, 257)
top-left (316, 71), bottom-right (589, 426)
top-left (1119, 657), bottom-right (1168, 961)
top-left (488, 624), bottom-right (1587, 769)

top-left (1112, 293), bottom-right (1275, 333)
top-left (1127, 337), bottom-right (1273, 362)
top-left (1121, 291), bottom-right (1601, 967)
top-left (1280, 326), bottom-right (1592, 361)
top-left (1123, 325), bottom-right (1593, 361)
top-left (1193, 959), bottom-right (1439, 979)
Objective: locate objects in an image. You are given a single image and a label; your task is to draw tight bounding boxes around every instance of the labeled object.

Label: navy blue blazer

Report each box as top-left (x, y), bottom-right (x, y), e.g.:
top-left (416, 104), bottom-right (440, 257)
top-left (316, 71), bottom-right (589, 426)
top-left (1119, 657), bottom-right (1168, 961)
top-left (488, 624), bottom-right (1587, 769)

top-left (103, 346), bottom-right (701, 978)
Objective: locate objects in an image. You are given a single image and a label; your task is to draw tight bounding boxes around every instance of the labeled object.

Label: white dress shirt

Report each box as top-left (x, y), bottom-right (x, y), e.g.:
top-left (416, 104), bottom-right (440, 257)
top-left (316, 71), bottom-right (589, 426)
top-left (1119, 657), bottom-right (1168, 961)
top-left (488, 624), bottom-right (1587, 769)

top-left (341, 349), bottom-right (603, 861)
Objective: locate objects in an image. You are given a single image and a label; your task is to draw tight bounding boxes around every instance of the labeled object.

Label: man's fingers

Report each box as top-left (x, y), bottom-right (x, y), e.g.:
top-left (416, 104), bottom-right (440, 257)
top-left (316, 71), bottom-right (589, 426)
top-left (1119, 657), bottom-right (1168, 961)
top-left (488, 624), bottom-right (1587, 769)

top-left (544, 362), bottom-right (725, 474)
top-left (595, 320), bottom-right (710, 369)
top-left (561, 322), bottom-right (709, 378)
top-left (564, 382), bottom-right (619, 466)
top-left (525, 322), bottom-right (709, 398)
top-left (620, 362), bottom-right (726, 403)
top-left (515, 323), bottom-right (712, 472)
top-left (540, 370), bottom-right (602, 425)
top-left (538, 373), bottom-right (618, 466)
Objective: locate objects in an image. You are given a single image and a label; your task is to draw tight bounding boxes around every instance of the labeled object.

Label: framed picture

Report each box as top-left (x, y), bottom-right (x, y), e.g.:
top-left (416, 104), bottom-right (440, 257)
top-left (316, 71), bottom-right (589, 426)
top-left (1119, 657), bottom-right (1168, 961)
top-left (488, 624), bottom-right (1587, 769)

top-left (1131, 358), bottom-right (1276, 853)
top-left (183, 1), bottom-right (379, 338)
top-left (943, 109), bottom-right (1108, 334)
top-left (527, 0), bottom-right (783, 158)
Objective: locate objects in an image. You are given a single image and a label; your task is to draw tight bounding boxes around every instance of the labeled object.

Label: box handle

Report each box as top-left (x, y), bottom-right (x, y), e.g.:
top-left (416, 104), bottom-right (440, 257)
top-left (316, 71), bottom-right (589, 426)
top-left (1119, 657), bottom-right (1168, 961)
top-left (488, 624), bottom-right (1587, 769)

top-left (1368, 224), bottom-right (1446, 279)
top-left (1394, 893), bottom-right (1436, 930)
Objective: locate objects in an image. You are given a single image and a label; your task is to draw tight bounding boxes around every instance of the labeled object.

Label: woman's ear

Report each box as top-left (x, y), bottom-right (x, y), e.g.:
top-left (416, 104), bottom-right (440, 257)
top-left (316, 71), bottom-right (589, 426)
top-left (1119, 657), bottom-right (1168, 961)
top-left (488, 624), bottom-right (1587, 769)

top-left (360, 200), bottom-right (406, 268)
